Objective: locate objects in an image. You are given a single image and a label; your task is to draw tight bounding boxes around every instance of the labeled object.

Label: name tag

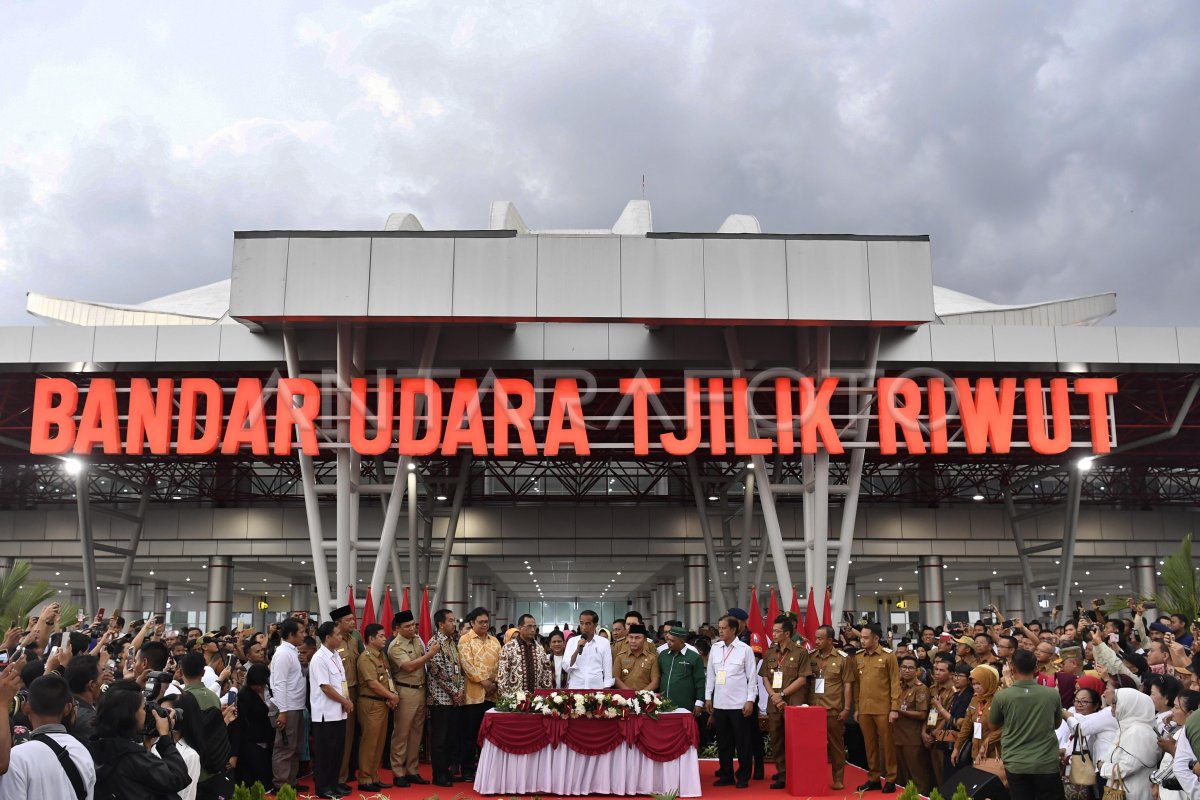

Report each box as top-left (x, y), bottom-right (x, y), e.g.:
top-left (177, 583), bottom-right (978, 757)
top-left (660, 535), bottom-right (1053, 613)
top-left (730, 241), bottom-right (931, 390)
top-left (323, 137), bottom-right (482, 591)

top-left (814, 678), bottom-right (826, 694)
top-left (927, 708), bottom-right (939, 726)
top-left (387, 675), bottom-right (395, 693)
top-left (716, 670), bottom-right (727, 685)
top-left (772, 670), bottom-right (783, 690)
top-left (974, 721), bottom-right (982, 739)
top-left (341, 680), bottom-right (348, 697)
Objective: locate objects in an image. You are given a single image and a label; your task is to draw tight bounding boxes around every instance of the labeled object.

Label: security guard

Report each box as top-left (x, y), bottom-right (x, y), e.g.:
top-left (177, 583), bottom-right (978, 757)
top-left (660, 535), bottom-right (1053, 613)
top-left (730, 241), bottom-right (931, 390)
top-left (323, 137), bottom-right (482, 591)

top-left (853, 622), bottom-right (900, 794)
top-left (387, 610), bottom-right (441, 788)
top-left (613, 624), bottom-right (661, 690)
top-left (809, 624), bottom-right (855, 791)
top-left (760, 614), bottom-right (812, 790)
top-left (332, 604), bottom-right (364, 791)
top-left (355, 623), bottom-right (399, 792)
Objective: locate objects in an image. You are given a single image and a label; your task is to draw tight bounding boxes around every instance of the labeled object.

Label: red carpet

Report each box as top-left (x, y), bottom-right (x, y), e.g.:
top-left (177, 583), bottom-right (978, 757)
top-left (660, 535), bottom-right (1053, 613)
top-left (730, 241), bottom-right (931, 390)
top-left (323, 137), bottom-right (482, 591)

top-left (348, 762), bottom-right (874, 799)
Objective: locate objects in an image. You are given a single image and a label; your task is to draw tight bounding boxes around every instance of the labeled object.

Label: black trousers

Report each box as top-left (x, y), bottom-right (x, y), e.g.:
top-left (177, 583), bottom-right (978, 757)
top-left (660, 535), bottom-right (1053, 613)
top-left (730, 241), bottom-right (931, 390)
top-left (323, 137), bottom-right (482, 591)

top-left (713, 707), bottom-right (753, 783)
top-left (1007, 771), bottom-right (1066, 800)
top-left (430, 704), bottom-right (462, 780)
top-left (460, 701), bottom-right (493, 773)
top-left (312, 719), bottom-right (346, 792)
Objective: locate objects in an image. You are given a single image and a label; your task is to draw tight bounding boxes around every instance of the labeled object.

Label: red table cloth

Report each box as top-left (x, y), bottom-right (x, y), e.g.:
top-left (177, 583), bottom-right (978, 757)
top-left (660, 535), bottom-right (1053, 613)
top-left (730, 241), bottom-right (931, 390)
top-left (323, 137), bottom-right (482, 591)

top-left (478, 711), bottom-right (698, 762)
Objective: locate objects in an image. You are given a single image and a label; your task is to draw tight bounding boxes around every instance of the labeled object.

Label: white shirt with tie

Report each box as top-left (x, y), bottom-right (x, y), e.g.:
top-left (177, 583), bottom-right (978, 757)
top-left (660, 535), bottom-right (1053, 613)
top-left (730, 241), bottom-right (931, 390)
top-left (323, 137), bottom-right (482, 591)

top-left (562, 634), bottom-right (613, 689)
top-left (705, 637), bottom-right (758, 710)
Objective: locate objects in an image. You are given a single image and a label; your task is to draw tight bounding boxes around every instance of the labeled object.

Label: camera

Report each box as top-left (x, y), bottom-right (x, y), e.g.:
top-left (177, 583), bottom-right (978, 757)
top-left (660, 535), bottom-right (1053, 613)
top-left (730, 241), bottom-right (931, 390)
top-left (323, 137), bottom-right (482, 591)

top-left (141, 703), bottom-right (178, 738)
top-left (105, 634), bottom-right (131, 657)
top-left (143, 670), bottom-right (174, 702)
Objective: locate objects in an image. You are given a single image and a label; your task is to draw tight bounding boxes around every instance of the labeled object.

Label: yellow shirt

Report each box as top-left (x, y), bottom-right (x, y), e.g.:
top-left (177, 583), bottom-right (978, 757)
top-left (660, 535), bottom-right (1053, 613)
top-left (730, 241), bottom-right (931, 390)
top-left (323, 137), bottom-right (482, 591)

top-left (459, 629), bottom-right (501, 705)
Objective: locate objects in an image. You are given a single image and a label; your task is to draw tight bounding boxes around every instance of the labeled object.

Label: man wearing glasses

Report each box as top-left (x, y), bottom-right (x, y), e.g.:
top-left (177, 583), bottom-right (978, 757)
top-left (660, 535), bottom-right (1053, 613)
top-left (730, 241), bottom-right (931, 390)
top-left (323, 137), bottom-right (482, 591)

top-left (458, 607), bottom-right (500, 782)
top-left (427, 609), bottom-right (465, 788)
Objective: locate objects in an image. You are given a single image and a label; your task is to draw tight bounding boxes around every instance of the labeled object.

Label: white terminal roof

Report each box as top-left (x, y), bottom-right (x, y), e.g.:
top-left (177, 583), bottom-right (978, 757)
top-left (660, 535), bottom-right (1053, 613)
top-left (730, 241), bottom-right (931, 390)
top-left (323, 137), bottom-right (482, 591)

top-left (25, 199), bottom-right (1115, 328)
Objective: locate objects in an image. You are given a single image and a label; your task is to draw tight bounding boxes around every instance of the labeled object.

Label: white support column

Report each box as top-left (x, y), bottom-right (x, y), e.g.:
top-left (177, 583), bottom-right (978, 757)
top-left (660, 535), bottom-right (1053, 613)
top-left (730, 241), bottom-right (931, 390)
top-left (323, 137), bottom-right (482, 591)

top-left (686, 456), bottom-right (729, 611)
top-left (283, 329), bottom-right (332, 617)
top-left (152, 582), bottom-right (169, 617)
top-left (978, 582), bottom-right (993, 612)
top-left (445, 556), bottom-right (467, 620)
top-left (290, 582), bottom-right (312, 616)
top-left (335, 323), bottom-right (355, 608)
top-left (811, 326), bottom-right (832, 607)
top-left (111, 484), bottom-right (151, 618)
top-left (495, 591), bottom-right (511, 630)
top-left (1004, 577), bottom-right (1025, 620)
top-left (369, 457), bottom-right (411, 613)
top-left (918, 557), bottom-right (945, 627)
top-left (636, 592), bottom-right (652, 620)
top-left (122, 578), bottom-right (143, 621)
top-left (1135, 557), bottom-right (1157, 621)
top-left (738, 471), bottom-right (754, 608)
top-left (75, 467), bottom-right (100, 617)
top-left (685, 555), bottom-right (707, 632)
top-left (206, 556), bottom-right (233, 632)
top-left (430, 457), bottom-right (471, 612)
top-left (656, 579), bottom-right (676, 625)
top-left (70, 589), bottom-right (86, 609)
top-left (407, 470), bottom-right (419, 604)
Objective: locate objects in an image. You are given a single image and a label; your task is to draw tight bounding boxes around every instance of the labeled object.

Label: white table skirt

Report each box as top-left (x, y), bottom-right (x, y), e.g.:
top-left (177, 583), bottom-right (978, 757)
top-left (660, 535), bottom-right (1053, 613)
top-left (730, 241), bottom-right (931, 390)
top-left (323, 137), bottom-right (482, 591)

top-left (474, 725), bottom-right (702, 797)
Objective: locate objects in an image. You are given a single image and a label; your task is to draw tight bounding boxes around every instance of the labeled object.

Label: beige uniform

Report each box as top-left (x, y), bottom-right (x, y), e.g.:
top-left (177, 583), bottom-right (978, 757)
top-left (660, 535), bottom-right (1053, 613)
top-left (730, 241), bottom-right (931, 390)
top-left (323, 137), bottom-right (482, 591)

top-left (337, 630), bottom-right (363, 783)
top-left (853, 647), bottom-right (900, 786)
top-left (615, 649), bottom-right (660, 690)
top-left (356, 648), bottom-right (395, 785)
top-left (760, 639), bottom-right (813, 778)
top-left (810, 648), bottom-right (856, 785)
top-left (387, 633), bottom-right (428, 778)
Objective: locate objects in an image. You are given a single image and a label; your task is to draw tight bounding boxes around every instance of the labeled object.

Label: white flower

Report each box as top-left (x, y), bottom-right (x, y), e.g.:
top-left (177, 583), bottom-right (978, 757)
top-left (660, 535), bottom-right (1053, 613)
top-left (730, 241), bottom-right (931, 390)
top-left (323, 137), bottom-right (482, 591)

top-left (542, 706), bottom-right (552, 715)
top-left (516, 691), bottom-right (526, 703)
top-left (605, 708), bottom-right (618, 718)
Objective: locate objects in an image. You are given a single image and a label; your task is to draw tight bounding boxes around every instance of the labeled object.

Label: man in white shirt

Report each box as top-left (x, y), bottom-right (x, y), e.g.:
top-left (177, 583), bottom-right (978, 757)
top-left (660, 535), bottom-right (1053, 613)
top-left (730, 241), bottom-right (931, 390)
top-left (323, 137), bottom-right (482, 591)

top-left (705, 614), bottom-right (758, 789)
top-left (270, 619), bottom-right (309, 794)
top-left (562, 610), bottom-right (613, 689)
top-left (0, 674), bottom-right (96, 800)
top-left (310, 621), bottom-right (353, 800)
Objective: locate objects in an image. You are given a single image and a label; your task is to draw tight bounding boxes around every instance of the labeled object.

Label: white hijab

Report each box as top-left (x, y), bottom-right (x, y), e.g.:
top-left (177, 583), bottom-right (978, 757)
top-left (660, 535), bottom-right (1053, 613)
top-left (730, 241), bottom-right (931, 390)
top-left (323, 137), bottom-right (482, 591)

top-left (1109, 688), bottom-right (1162, 773)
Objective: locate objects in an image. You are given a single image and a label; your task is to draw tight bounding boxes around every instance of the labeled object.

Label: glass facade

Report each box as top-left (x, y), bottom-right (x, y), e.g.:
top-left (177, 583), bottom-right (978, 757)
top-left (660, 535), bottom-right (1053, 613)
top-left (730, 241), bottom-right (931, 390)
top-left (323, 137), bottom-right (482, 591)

top-left (515, 600), bottom-right (627, 634)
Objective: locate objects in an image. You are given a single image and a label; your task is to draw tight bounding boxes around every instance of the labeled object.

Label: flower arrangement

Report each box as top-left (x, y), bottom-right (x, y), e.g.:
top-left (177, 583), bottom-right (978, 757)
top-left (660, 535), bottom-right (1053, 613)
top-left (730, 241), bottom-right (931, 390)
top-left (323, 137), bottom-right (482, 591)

top-left (495, 689), bottom-right (675, 719)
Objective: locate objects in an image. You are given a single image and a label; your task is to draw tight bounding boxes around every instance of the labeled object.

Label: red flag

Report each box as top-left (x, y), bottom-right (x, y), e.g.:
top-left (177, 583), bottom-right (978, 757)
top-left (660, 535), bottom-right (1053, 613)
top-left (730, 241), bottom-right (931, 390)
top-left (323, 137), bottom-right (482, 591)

top-left (346, 585), bottom-right (357, 624)
top-left (418, 587), bottom-right (433, 643)
top-left (379, 586), bottom-right (394, 631)
top-left (822, 586), bottom-right (832, 627)
top-left (790, 587), bottom-right (801, 620)
top-left (765, 588), bottom-right (781, 632)
top-left (805, 587), bottom-right (819, 644)
top-left (747, 587), bottom-right (766, 642)
top-left (400, 587), bottom-right (410, 612)
top-left (360, 588), bottom-right (376, 634)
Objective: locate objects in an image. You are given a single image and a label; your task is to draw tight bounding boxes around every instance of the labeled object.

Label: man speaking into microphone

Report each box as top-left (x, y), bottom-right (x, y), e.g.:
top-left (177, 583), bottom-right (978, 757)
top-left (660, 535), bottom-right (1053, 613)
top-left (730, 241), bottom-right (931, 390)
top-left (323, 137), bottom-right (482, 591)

top-left (562, 610), bottom-right (613, 689)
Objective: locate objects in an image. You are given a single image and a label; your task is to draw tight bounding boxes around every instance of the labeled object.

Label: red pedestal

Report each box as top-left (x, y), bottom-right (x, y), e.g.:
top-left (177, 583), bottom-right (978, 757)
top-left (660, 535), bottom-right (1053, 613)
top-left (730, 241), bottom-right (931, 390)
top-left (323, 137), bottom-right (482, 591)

top-left (785, 705), bottom-right (830, 796)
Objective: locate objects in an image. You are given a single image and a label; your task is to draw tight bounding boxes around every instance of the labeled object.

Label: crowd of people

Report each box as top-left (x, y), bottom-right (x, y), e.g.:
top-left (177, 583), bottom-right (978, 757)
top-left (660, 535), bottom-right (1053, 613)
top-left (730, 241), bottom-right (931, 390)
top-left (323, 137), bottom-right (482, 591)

top-left (3, 596), bottom-right (1200, 799)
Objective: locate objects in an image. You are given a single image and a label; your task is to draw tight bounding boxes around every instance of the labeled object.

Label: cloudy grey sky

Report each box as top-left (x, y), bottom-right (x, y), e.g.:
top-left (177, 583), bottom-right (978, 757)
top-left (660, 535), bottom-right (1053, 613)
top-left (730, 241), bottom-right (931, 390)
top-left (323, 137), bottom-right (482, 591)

top-left (1, 1), bottom-right (1197, 325)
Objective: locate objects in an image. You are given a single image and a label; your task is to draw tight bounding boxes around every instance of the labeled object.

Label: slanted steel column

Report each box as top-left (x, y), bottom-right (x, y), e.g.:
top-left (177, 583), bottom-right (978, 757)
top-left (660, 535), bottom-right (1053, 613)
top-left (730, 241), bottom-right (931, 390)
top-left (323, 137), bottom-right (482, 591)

top-left (75, 467), bottom-right (100, 617)
top-left (830, 329), bottom-right (879, 626)
top-left (335, 323), bottom-right (356, 608)
top-left (738, 471), bottom-right (755, 607)
top-left (206, 556), bottom-right (233, 632)
top-left (111, 484), bottom-right (152, 617)
top-left (1055, 467), bottom-right (1084, 619)
top-left (810, 327), bottom-right (832, 607)
top-left (918, 557), bottom-right (945, 627)
top-left (685, 455), bottom-right (729, 611)
top-left (407, 470), bottom-right (419, 604)
top-left (430, 457), bottom-right (471, 612)
top-left (368, 456), bottom-right (412, 612)
top-left (282, 329), bottom-right (333, 617)
top-left (685, 555), bottom-right (707, 632)
top-left (1004, 577), bottom-right (1025, 620)
top-left (444, 556), bottom-right (467, 619)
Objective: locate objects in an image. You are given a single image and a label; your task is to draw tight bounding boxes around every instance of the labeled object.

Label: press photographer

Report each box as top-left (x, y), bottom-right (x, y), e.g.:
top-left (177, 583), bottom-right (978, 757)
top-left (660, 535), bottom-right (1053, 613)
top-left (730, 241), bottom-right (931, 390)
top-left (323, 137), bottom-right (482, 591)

top-left (91, 680), bottom-right (191, 800)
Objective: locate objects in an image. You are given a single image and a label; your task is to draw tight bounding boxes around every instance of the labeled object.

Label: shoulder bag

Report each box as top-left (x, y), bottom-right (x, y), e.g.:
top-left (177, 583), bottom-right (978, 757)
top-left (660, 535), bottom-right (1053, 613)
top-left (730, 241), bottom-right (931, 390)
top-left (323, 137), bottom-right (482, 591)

top-left (31, 734), bottom-right (87, 800)
top-left (1069, 728), bottom-right (1097, 786)
top-left (974, 740), bottom-right (1009, 788)
top-left (1102, 763), bottom-right (1127, 800)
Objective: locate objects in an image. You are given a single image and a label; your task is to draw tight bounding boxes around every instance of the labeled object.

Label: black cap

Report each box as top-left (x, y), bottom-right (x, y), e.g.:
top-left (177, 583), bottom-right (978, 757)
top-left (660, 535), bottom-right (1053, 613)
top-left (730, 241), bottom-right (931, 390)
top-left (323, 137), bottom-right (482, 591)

top-left (627, 623), bottom-right (649, 636)
top-left (394, 610), bottom-right (414, 626)
top-left (331, 605), bottom-right (354, 621)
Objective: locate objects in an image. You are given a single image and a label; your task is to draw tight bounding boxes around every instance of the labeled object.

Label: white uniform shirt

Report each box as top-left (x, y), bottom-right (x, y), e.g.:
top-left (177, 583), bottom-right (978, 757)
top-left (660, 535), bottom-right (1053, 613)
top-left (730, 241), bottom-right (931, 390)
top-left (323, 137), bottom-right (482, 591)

top-left (269, 640), bottom-right (307, 712)
top-left (201, 664), bottom-right (221, 696)
top-left (563, 634), bottom-right (613, 689)
top-left (657, 641), bottom-right (699, 656)
top-left (0, 725), bottom-right (96, 800)
top-left (705, 637), bottom-right (758, 709)
top-left (162, 737), bottom-right (201, 800)
top-left (309, 644), bottom-right (348, 722)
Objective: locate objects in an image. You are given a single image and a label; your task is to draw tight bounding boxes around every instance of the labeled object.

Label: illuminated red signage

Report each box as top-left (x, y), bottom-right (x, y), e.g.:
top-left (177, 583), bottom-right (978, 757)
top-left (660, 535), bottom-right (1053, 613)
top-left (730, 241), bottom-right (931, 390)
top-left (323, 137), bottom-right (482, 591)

top-left (28, 375), bottom-right (1118, 457)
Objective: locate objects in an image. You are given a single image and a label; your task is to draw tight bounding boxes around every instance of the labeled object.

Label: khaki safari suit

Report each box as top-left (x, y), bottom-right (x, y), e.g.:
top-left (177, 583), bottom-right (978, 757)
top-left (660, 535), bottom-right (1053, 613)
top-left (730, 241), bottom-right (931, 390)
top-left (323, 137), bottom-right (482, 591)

top-left (387, 633), bottom-right (429, 778)
top-left (759, 638), bottom-right (813, 779)
top-left (615, 649), bottom-right (660, 691)
top-left (927, 681), bottom-right (956, 788)
top-left (356, 647), bottom-right (396, 786)
top-left (853, 646), bottom-right (901, 786)
top-left (810, 648), bottom-right (856, 785)
top-left (895, 680), bottom-right (934, 793)
top-left (338, 629), bottom-right (364, 784)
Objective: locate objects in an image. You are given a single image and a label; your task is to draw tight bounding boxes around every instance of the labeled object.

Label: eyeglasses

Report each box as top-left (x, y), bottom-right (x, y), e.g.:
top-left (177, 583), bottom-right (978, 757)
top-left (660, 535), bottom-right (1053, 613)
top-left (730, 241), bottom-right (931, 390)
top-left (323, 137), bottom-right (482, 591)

top-left (1074, 698), bottom-right (1096, 706)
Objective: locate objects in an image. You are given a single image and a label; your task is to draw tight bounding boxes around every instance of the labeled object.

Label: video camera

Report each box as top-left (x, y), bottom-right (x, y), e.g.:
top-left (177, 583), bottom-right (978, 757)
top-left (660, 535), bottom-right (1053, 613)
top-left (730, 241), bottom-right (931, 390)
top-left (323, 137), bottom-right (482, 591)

top-left (141, 702), bottom-right (180, 738)
top-left (143, 670), bottom-right (174, 702)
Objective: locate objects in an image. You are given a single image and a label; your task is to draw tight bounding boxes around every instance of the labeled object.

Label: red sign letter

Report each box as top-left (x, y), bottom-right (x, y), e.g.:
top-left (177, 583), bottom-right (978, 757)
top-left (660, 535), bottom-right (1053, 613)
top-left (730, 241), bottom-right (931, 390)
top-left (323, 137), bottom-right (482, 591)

top-left (30, 378), bottom-right (78, 454)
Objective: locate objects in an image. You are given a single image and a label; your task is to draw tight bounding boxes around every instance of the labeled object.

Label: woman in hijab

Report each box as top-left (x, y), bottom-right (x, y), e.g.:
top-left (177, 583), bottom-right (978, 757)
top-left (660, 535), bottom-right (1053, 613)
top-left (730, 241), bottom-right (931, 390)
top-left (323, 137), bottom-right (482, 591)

top-left (952, 665), bottom-right (1002, 768)
top-left (1102, 687), bottom-right (1162, 800)
top-left (228, 663), bottom-right (274, 790)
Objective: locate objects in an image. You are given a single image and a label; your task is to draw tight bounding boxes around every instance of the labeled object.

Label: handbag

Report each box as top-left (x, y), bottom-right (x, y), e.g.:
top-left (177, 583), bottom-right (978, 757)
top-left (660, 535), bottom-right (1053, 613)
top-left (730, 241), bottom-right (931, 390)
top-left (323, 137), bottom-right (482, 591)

top-left (1101, 764), bottom-right (1127, 800)
top-left (974, 742), bottom-right (1009, 788)
top-left (1069, 729), bottom-right (1097, 786)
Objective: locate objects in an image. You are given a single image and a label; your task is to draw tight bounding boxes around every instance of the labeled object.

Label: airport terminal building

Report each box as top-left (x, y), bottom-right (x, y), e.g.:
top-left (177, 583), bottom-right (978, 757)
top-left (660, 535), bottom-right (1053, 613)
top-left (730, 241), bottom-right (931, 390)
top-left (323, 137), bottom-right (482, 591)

top-left (1, 199), bottom-right (1198, 633)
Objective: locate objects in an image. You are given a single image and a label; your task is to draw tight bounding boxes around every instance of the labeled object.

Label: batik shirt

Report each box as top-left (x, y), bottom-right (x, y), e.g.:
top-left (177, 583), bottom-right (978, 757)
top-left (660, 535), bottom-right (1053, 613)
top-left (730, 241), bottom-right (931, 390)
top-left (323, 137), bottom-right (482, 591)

top-left (427, 630), bottom-right (464, 706)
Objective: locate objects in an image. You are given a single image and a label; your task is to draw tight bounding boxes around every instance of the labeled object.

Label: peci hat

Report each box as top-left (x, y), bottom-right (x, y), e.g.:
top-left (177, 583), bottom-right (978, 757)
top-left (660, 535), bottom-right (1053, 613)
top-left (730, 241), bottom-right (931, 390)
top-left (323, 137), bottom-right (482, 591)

top-left (1149, 622), bottom-right (1172, 634)
top-left (627, 624), bottom-right (649, 636)
top-left (393, 610), bottom-right (414, 626)
top-left (331, 605), bottom-right (354, 621)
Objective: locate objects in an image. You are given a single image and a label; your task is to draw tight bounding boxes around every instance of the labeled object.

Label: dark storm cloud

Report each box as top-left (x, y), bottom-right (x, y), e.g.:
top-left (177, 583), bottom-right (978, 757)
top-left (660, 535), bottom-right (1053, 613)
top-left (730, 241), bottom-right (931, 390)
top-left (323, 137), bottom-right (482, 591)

top-left (0, 2), bottom-right (1196, 325)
